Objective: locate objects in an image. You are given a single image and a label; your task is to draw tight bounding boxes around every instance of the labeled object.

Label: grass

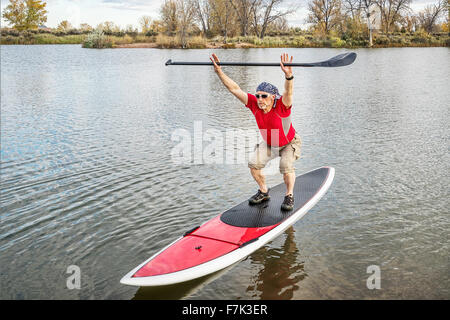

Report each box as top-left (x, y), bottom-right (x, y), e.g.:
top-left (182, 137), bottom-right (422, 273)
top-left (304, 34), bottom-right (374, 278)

top-left (1, 28), bottom-right (449, 48)
top-left (1, 33), bottom-right (84, 45)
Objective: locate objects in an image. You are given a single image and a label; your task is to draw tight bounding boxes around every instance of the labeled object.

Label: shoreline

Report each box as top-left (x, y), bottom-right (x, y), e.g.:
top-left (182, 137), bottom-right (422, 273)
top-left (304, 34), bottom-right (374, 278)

top-left (111, 42), bottom-right (448, 49)
top-left (113, 42), bottom-right (257, 49)
top-left (1, 42), bottom-right (448, 48)
top-left (1, 35), bottom-right (449, 49)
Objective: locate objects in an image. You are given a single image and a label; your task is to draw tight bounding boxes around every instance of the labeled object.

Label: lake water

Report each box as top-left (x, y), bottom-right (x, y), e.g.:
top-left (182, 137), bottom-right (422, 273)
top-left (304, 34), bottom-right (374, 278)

top-left (1, 45), bottom-right (449, 299)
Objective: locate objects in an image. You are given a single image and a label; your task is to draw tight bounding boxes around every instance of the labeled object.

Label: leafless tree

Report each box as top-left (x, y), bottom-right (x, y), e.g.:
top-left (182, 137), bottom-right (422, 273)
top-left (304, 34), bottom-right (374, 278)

top-left (177, 0), bottom-right (197, 47)
top-left (342, 0), bottom-right (361, 20)
top-left (359, 0), bottom-right (379, 46)
top-left (400, 12), bottom-right (418, 32)
top-left (376, 0), bottom-right (412, 33)
top-left (270, 16), bottom-right (290, 33)
top-left (229, 0), bottom-right (260, 36)
top-left (251, 0), bottom-right (297, 38)
top-left (307, 0), bottom-right (343, 34)
top-left (210, 0), bottom-right (234, 42)
top-left (417, 0), bottom-right (447, 33)
top-left (161, 0), bottom-right (178, 34)
top-left (193, 0), bottom-right (211, 36)
top-left (139, 15), bottom-right (152, 33)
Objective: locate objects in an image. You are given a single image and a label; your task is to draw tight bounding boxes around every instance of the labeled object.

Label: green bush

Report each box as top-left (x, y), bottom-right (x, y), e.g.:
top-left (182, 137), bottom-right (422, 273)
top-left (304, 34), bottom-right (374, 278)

top-left (2, 35), bottom-right (16, 44)
top-left (329, 36), bottom-right (347, 47)
top-left (145, 30), bottom-right (158, 37)
top-left (445, 37), bottom-right (450, 47)
top-left (411, 30), bottom-right (431, 44)
top-left (82, 29), bottom-right (112, 48)
top-left (391, 35), bottom-right (404, 44)
top-left (67, 29), bottom-right (81, 35)
top-left (293, 36), bottom-right (308, 47)
top-left (187, 36), bottom-right (208, 49)
top-left (221, 43), bottom-right (236, 49)
top-left (154, 34), bottom-right (180, 48)
top-left (109, 34), bottom-right (134, 45)
top-left (374, 35), bottom-right (390, 45)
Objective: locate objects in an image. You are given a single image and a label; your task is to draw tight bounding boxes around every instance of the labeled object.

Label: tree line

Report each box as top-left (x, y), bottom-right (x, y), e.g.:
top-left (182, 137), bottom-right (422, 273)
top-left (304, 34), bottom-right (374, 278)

top-left (2, 0), bottom-right (449, 47)
top-left (307, 0), bottom-right (448, 45)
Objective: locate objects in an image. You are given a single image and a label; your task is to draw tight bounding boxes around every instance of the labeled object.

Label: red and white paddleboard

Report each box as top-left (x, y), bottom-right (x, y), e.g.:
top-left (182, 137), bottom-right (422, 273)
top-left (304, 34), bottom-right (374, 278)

top-left (120, 167), bottom-right (335, 287)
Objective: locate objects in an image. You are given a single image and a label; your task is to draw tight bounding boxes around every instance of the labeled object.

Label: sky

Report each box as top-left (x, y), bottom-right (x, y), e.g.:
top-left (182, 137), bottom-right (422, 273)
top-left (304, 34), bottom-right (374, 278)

top-left (0, 0), bottom-right (439, 30)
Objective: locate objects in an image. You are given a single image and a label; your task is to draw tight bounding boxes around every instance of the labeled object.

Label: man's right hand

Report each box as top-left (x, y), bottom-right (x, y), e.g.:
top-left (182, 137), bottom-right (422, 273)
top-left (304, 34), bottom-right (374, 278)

top-left (210, 53), bottom-right (222, 73)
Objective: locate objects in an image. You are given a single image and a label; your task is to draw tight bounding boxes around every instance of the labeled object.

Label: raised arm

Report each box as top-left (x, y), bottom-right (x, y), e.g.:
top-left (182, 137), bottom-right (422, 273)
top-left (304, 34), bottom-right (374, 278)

top-left (210, 54), bottom-right (248, 105)
top-left (280, 53), bottom-right (294, 108)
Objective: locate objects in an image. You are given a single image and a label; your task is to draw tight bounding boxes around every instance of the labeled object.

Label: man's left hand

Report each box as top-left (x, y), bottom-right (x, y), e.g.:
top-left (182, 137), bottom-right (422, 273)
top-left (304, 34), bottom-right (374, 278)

top-left (280, 53), bottom-right (293, 78)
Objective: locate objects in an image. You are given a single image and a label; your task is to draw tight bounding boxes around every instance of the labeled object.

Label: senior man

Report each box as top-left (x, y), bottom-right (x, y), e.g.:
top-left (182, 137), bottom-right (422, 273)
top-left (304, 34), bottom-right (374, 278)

top-left (210, 53), bottom-right (301, 211)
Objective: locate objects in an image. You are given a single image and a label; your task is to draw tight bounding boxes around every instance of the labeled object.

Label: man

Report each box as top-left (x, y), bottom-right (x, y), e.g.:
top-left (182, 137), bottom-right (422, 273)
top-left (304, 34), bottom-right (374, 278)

top-left (210, 53), bottom-right (301, 211)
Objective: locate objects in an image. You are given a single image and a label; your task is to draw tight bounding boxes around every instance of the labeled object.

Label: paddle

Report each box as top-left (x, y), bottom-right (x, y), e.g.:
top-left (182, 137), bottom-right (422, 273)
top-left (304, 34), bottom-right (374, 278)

top-left (165, 52), bottom-right (357, 68)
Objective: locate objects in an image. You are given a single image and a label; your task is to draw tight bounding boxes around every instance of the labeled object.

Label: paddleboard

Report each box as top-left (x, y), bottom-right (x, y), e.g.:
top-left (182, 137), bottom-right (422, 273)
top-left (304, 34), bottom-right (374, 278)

top-left (120, 166), bottom-right (335, 287)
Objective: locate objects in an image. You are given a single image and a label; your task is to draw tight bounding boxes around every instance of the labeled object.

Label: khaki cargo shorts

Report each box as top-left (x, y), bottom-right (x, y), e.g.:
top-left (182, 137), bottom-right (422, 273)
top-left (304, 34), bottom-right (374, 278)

top-left (248, 133), bottom-right (302, 174)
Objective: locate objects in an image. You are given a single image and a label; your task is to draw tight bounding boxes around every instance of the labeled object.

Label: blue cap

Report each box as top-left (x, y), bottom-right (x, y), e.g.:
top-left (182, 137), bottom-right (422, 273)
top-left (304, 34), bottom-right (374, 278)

top-left (256, 82), bottom-right (281, 107)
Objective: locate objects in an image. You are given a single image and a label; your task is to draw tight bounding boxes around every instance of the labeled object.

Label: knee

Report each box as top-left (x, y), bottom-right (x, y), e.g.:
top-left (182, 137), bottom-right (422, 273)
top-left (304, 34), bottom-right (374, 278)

top-left (249, 167), bottom-right (262, 177)
top-left (280, 167), bottom-right (295, 174)
top-left (248, 157), bottom-right (265, 170)
top-left (279, 159), bottom-right (295, 174)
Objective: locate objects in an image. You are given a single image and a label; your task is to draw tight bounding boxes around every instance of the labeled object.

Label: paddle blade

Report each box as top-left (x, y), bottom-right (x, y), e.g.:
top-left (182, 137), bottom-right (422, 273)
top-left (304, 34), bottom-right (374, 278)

top-left (321, 52), bottom-right (357, 67)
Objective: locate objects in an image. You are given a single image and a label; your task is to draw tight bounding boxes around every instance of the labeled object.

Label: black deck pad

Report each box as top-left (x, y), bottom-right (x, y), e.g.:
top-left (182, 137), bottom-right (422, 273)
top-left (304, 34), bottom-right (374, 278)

top-left (220, 167), bottom-right (330, 228)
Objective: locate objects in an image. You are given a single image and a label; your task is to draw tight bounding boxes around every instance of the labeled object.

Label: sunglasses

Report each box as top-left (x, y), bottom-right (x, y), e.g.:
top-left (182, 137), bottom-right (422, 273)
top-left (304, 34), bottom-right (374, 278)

top-left (255, 94), bottom-right (269, 99)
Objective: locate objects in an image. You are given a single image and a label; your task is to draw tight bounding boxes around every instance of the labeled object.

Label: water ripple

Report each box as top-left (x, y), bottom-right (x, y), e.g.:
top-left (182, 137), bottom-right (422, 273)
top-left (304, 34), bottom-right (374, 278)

top-left (1, 46), bottom-right (449, 299)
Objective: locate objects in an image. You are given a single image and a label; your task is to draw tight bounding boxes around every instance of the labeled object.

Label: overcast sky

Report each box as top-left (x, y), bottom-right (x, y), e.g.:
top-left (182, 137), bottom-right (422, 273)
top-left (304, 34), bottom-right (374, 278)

top-left (0, 0), bottom-right (438, 30)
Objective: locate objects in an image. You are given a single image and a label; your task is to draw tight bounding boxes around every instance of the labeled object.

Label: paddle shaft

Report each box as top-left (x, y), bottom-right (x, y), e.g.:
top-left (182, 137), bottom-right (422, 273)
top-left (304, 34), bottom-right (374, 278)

top-left (167, 62), bottom-right (325, 67)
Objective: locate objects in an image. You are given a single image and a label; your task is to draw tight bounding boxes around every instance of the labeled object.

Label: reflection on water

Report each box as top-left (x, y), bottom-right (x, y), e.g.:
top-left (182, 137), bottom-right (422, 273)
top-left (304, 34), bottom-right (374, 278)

top-left (132, 262), bottom-right (241, 300)
top-left (1, 45), bottom-right (449, 299)
top-left (247, 227), bottom-right (306, 300)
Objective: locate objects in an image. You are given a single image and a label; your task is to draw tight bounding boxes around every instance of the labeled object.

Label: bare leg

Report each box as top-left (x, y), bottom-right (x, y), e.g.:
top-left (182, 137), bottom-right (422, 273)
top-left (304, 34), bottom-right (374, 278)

top-left (283, 172), bottom-right (295, 195)
top-left (250, 168), bottom-right (268, 193)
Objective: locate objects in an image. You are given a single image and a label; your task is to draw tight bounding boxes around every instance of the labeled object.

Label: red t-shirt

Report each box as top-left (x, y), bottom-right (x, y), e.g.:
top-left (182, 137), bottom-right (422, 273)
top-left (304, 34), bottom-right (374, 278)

top-left (245, 93), bottom-right (296, 147)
